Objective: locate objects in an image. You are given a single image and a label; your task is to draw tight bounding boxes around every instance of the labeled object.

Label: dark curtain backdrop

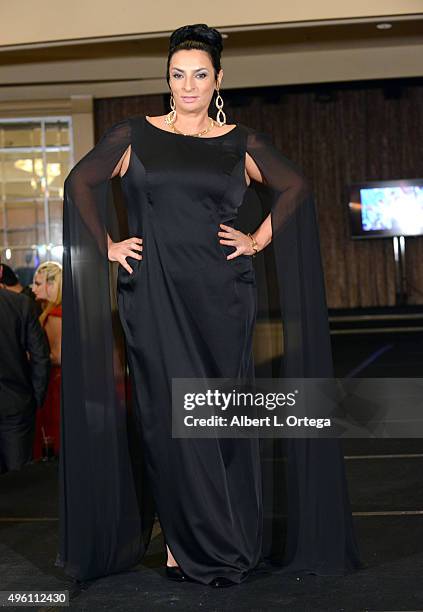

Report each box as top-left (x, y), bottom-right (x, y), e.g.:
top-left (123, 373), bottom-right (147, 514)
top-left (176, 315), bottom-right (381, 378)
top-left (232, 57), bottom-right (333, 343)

top-left (95, 77), bottom-right (423, 309)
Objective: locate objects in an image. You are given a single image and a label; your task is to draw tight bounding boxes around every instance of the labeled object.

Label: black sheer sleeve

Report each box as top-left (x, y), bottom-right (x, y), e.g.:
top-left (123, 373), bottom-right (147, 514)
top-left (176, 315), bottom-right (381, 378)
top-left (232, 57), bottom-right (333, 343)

top-left (244, 128), bottom-right (362, 575)
top-left (245, 129), bottom-right (333, 378)
top-left (56, 118), bottom-right (153, 581)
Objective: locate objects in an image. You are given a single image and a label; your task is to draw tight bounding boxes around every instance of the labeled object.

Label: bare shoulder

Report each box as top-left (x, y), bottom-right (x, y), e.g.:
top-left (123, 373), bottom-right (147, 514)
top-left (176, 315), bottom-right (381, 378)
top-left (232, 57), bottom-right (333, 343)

top-left (145, 114), bottom-right (166, 128)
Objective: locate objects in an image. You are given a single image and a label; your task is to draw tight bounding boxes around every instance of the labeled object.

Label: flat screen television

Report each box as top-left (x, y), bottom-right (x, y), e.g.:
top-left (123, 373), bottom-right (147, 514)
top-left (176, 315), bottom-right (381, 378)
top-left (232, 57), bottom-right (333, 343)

top-left (348, 178), bottom-right (423, 238)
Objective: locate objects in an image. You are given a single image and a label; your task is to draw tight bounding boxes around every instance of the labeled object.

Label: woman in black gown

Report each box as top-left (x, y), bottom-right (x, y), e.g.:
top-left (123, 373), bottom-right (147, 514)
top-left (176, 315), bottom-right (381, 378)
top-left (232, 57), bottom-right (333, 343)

top-left (56, 24), bottom-right (362, 588)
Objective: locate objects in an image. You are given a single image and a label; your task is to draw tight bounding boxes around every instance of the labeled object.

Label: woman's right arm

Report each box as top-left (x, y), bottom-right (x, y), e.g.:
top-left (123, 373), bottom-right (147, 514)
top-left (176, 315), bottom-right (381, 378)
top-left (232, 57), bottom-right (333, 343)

top-left (107, 144), bottom-right (129, 246)
top-left (64, 119), bottom-right (133, 257)
top-left (107, 143), bottom-right (143, 273)
top-left (64, 121), bottom-right (142, 271)
top-left (111, 144), bottom-right (131, 178)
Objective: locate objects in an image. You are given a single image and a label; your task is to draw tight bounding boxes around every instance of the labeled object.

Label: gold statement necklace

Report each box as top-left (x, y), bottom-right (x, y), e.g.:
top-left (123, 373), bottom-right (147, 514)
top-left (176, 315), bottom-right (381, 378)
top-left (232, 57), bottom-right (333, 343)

top-left (165, 116), bottom-right (216, 137)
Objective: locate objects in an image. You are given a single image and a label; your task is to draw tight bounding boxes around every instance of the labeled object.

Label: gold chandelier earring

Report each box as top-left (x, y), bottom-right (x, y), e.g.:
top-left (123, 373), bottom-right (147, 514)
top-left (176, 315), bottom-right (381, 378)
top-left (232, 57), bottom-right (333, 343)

top-left (165, 92), bottom-right (177, 126)
top-left (215, 86), bottom-right (226, 127)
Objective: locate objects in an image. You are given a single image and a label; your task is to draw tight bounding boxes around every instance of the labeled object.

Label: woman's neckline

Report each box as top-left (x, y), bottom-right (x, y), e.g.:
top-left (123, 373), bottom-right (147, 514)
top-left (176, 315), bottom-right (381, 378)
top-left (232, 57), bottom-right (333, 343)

top-left (144, 115), bottom-right (239, 139)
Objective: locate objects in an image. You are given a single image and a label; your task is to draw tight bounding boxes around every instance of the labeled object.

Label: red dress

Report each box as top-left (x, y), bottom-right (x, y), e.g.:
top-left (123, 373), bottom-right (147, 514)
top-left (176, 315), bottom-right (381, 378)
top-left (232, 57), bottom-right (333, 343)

top-left (33, 304), bottom-right (62, 460)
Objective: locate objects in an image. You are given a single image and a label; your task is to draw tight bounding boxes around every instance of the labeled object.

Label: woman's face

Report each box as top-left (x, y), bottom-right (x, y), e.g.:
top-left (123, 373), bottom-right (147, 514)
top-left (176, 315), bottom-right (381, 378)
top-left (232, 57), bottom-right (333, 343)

top-left (33, 271), bottom-right (57, 302)
top-left (169, 49), bottom-right (223, 115)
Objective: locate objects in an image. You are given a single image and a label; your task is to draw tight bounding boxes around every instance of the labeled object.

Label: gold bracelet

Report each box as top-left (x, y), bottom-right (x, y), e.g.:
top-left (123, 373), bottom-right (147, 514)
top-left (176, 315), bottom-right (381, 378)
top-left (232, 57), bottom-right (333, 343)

top-left (247, 232), bottom-right (258, 258)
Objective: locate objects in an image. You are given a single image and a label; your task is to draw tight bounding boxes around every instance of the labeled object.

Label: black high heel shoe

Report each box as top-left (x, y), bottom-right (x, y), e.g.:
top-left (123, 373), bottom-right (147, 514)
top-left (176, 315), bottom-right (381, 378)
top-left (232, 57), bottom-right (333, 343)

top-left (209, 576), bottom-right (237, 588)
top-left (165, 565), bottom-right (189, 582)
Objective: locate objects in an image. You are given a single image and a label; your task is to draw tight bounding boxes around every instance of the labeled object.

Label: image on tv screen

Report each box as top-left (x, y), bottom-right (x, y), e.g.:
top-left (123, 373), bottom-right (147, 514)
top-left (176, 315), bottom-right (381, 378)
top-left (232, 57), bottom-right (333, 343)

top-left (348, 180), bottom-right (423, 238)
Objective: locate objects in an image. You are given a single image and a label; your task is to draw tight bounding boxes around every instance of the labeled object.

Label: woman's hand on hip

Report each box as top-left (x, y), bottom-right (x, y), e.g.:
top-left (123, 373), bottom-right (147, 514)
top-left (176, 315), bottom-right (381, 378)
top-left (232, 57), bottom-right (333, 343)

top-left (217, 224), bottom-right (256, 259)
top-left (108, 237), bottom-right (143, 273)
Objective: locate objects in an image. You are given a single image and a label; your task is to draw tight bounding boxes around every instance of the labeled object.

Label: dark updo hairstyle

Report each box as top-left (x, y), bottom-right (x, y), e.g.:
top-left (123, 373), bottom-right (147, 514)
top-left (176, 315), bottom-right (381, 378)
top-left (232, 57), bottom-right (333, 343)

top-left (166, 24), bottom-right (223, 88)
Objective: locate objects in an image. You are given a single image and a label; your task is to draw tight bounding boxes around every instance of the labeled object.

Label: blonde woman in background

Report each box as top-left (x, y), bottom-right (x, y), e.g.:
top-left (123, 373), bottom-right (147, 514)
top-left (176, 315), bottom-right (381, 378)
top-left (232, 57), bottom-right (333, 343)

top-left (31, 261), bottom-right (63, 460)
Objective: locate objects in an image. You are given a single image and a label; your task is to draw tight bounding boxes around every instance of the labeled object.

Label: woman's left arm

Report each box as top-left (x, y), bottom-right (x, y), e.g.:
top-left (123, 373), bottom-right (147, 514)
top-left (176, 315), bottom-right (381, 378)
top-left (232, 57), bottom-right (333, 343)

top-left (218, 132), bottom-right (310, 259)
top-left (44, 315), bottom-right (62, 366)
top-left (217, 151), bottom-right (272, 259)
top-left (243, 150), bottom-right (273, 251)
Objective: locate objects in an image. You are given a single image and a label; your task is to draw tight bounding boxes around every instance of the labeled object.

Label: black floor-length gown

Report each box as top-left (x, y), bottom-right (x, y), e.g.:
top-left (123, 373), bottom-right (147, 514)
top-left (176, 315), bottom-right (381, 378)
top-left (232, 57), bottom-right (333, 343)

top-left (55, 114), bottom-right (362, 584)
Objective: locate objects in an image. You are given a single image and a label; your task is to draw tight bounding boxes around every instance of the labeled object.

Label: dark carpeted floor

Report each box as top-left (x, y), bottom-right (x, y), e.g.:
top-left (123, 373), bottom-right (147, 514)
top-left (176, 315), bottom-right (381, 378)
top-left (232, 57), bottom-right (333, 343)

top-left (1, 330), bottom-right (423, 611)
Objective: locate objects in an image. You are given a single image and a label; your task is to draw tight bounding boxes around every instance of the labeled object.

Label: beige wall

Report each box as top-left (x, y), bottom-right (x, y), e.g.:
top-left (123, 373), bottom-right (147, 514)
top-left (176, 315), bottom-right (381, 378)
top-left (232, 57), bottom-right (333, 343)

top-left (1, 4), bottom-right (422, 103)
top-left (1, 1), bottom-right (422, 46)
top-left (1, 40), bottom-right (423, 103)
top-left (1, 3), bottom-right (422, 154)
